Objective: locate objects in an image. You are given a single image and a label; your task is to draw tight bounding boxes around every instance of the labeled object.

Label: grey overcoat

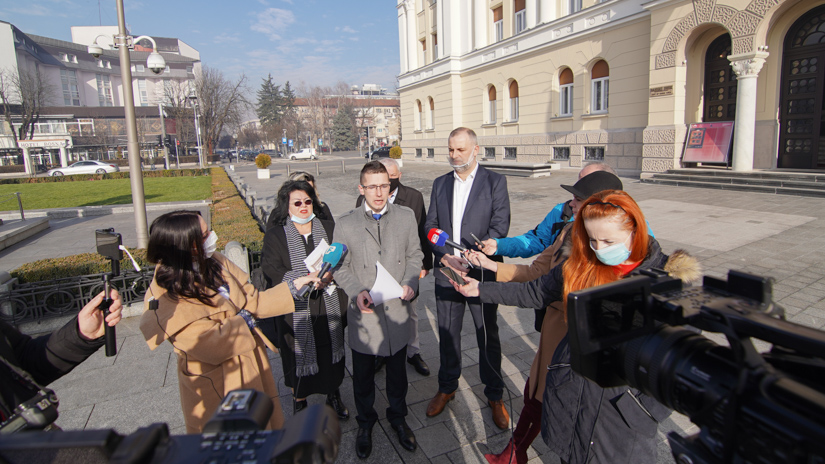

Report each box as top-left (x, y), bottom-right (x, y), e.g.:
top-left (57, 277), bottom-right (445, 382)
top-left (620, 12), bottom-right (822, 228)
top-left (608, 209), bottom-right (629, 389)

top-left (334, 203), bottom-right (424, 357)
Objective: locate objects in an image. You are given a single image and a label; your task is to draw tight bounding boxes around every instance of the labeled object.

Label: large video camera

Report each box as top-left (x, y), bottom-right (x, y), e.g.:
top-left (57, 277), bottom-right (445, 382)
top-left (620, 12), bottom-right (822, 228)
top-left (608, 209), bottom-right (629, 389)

top-left (0, 389), bottom-right (340, 463)
top-left (567, 269), bottom-right (825, 464)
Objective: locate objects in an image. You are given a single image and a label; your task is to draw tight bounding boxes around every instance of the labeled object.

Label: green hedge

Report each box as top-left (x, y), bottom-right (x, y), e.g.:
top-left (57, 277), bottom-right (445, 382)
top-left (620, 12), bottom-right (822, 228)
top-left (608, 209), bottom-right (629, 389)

top-left (10, 167), bottom-right (265, 283)
top-left (210, 167), bottom-right (264, 252)
top-left (12, 249), bottom-right (150, 284)
top-left (0, 168), bottom-right (211, 185)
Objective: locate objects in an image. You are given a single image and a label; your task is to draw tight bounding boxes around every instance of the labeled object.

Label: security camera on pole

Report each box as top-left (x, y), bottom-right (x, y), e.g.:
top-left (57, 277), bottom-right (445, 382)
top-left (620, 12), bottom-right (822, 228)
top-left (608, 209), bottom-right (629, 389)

top-left (85, 0), bottom-right (167, 249)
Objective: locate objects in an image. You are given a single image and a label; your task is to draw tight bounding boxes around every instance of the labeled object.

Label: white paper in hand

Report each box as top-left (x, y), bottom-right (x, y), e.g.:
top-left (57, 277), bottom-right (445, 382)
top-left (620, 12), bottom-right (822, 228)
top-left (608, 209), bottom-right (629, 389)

top-left (369, 261), bottom-right (404, 306)
top-left (303, 239), bottom-right (329, 273)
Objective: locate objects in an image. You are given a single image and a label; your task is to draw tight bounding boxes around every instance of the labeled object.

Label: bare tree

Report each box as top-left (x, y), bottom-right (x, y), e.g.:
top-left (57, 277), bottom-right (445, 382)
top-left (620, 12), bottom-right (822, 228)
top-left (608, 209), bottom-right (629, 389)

top-left (163, 80), bottom-right (196, 156)
top-left (352, 97), bottom-right (376, 151)
top-left (237, 125), bottom-right (262, 148)
top-left (0, 67), bottom-right (54, 148)
top-left (193, 66), bottom-right (249, 157)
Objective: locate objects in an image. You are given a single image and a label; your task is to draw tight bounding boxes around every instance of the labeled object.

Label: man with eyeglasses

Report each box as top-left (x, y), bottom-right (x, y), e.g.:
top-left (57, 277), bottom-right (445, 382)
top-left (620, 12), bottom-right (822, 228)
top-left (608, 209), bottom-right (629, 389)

top-left (355, 157), bottom-right (432, 376)
top-left (334, 161), bottom-right (424, 459)
top-left (423, 127), bottom-right (512, 430)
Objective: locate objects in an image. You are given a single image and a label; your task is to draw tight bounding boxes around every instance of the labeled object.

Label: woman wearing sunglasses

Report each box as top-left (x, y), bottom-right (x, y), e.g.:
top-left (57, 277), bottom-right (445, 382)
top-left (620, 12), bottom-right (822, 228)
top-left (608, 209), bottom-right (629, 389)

top-left (259, 180), bottom-right (350, 419)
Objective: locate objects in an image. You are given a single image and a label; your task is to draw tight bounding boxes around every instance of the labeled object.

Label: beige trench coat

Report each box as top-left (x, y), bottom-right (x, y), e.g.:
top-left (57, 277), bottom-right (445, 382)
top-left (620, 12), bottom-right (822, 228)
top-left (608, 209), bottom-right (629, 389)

top-left (140, 253), bottom-right (294, 433)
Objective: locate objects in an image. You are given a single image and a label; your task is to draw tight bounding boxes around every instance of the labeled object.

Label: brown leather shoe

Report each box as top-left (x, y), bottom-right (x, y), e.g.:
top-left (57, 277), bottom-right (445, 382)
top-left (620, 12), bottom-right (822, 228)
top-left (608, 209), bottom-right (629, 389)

top-left (426, 391), bottom-right (455, 417)
top-left (489, 400), bottom-right (510, 430)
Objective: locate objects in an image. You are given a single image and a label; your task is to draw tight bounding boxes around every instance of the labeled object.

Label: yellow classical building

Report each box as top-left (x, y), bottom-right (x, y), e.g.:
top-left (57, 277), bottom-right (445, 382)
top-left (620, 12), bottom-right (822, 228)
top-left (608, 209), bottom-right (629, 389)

top-left (396, 0), bottom-right (825, 174)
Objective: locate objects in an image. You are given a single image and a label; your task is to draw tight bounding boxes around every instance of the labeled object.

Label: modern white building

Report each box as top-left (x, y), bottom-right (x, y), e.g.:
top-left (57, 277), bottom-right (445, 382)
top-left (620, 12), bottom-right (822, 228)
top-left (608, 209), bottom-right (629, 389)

top-left (0, 21), bottom-right (201, 169)
top-left (396, 0), bottom-right (825, 173)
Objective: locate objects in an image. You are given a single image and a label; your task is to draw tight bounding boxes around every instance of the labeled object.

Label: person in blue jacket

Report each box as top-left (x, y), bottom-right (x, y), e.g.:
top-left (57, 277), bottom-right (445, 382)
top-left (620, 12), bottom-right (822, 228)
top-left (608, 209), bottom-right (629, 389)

top-left (478, 162), bottom-right (617, 258)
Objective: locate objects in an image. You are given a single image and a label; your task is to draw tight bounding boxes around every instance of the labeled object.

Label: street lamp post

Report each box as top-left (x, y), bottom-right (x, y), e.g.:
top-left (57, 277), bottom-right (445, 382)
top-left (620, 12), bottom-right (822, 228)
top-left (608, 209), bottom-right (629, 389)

top-left (87, 0), bottom-right (166, 248)
top-left (189, 92), bottom-right (204, 168)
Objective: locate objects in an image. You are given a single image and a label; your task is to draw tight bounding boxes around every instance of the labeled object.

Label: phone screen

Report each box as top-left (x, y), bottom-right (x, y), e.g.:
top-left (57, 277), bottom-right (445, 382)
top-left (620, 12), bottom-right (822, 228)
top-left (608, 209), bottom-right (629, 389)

top-left (440, 267), bottom-right (467, 286)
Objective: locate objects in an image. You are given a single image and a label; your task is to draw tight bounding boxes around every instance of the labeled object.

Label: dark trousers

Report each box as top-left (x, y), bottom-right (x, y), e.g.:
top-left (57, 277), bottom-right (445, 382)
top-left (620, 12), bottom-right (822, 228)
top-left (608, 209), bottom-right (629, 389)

top-left (351, 347), bottom-right (408, 429)
top-left (435, 281), bottom-right (504, 401)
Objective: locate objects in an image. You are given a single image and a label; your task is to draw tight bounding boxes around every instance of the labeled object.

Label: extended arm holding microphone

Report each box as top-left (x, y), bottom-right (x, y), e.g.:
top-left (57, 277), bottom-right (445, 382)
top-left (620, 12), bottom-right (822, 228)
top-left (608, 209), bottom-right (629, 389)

top-left (295, 243), bottom-right (347, 299)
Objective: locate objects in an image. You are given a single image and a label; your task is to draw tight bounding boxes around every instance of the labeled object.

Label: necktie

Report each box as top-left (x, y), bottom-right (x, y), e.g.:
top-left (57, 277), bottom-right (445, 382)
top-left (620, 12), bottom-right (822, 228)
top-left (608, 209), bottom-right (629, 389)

top-left (372, 213), bottom-right (382, 221)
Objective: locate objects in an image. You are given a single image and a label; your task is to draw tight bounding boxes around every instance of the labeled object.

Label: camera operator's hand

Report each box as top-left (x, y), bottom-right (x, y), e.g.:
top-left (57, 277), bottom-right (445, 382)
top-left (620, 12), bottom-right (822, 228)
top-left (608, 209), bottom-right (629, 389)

top-left (451, 276), bottom-right (480, 297)
top-left (463, 250), bottom-right (497, 272)
top-left (78, 289), bottom-right (123, 341)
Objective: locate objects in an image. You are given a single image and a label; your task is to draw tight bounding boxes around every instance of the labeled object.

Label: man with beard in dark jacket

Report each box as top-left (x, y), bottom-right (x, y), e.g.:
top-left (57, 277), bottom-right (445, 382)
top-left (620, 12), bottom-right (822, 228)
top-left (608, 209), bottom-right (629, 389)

top-left (0, 290), bottom-right (123, 429)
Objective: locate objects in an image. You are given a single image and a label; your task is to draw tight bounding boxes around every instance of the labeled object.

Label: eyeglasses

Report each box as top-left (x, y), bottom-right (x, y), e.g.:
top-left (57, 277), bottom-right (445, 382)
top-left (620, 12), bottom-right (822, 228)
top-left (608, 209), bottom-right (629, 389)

top-left (292, 199), bottom-right (313, 207)
top-left (362, 184), bottom-right (391, 191)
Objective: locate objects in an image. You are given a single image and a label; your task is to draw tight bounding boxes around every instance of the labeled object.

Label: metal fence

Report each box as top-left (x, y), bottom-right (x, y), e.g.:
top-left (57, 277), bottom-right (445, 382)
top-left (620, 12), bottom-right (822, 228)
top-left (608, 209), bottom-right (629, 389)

top-left (1, 249), bottom-right (263, 325)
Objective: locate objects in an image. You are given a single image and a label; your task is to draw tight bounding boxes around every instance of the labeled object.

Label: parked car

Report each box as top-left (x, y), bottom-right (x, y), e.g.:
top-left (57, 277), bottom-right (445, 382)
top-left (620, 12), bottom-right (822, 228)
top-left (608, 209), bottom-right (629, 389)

top-left (47, 160), bottom-right (120, 176)
top-left (260, 149), bottom-right (280, 158)
top-left (368, 147), bottom-right (391, 160)
top-left (289, 148), bottom-right (317, 160)
top-left (318, 146), bottom-right (331, 153)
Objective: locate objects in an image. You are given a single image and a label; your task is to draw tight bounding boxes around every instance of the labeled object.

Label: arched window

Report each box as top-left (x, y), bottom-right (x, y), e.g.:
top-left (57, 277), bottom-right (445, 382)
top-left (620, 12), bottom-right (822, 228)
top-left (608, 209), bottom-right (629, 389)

top-left (591, 60), bottom-right (609, 113)
top-left (416, 100), bottom-right (422, 131)
top-left (488, 85), bottom-right (497, 124)
top-left (559, 68), bottom-right (573, 116)
top-left (427, 97), bottom-right (434, 130)
top-left (508, 80), bottom-right (519, 121)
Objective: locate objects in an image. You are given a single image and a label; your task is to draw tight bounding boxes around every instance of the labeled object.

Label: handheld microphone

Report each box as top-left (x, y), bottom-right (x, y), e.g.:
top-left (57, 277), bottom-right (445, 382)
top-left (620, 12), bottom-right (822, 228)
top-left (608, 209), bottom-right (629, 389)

top-left (297, 243), bottom-right (347, 299)
top-left (427, 228), bottom-right (467, 252)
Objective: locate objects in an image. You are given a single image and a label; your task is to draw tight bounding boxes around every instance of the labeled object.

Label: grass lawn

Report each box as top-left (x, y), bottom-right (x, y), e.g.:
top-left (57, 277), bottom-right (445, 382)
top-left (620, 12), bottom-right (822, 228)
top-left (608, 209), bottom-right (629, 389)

top-left (0, 176), bottom-right (212, 211)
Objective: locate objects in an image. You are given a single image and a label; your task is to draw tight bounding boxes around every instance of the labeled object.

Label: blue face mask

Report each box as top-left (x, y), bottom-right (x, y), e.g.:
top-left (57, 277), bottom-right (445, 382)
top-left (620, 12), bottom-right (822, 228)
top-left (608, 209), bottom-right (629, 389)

top-left (590, 234), bottom-right (632, 266)
top-left (291, 213), bottom-right (315, 225)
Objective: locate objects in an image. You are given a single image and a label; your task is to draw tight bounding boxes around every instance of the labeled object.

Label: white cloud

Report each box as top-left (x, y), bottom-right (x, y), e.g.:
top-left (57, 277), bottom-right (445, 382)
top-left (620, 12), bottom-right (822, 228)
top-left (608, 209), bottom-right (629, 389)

top-left (8, 5), bottom-right (54, 16)
top-left (334, 26), bottom-right (357, 34)
top-left (214, 33), bottom-right (242, 44)
top-left (251, 8), bottom-right (296, 41)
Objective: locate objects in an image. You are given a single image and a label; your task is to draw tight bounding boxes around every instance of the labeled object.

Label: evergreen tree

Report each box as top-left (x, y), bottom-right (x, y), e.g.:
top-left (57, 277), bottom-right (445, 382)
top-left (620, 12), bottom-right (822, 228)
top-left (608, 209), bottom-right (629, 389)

top-left (331, 105), bottom-right (357, 150)
top-left (256, 74), bottom-right (282, 125)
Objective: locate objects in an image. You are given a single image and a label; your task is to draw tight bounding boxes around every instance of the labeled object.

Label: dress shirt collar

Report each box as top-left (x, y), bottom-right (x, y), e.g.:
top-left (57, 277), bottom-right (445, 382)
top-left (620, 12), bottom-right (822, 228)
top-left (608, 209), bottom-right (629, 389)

top-left (453, 162), bottom-right (479, 184)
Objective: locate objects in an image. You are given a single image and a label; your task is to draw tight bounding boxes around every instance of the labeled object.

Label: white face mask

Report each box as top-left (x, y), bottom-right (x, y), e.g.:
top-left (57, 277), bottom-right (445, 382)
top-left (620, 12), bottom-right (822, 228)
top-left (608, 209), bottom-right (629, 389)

top-left (291, 213), bottom-right (315, 225)
top-left (203, 230), bottom-right (218, 258)
top-left (451, 151), bottom-right (476, 172)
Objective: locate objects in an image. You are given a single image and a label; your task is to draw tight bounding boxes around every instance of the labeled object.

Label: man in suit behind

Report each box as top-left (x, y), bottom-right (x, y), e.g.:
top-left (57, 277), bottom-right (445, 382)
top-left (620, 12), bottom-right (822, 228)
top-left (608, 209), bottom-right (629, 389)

top-left (424, 127), bottom-right (511, 429)
top-left (356, 157), bottom-right (432, 376)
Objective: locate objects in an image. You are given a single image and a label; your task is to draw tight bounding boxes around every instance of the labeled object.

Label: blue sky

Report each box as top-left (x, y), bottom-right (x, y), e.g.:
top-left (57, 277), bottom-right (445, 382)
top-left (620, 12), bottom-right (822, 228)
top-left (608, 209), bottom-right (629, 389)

top-left (2, 0), bottom-right (401, 93)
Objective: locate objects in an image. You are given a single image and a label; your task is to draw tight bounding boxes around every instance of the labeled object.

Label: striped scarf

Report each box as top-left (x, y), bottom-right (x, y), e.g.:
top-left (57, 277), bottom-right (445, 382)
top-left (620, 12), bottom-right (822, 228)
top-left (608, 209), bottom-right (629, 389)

top-left (283, 218), bottom-right (344, 377)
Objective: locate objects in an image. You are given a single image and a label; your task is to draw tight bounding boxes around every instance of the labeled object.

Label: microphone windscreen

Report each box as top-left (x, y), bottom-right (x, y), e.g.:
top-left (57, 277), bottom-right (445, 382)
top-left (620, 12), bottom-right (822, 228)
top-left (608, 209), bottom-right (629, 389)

top-left (322, 242), bottom-right (346, 267)
top-left (427, 228), bottom-right (448, 247)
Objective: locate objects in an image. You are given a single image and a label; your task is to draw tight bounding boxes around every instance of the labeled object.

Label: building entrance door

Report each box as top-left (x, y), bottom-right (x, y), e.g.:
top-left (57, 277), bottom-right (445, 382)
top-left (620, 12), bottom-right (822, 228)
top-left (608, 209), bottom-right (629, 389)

top-left (779, 5), bottom-right (825, 169)
top-left (704, 34), bottom-right (737, 122)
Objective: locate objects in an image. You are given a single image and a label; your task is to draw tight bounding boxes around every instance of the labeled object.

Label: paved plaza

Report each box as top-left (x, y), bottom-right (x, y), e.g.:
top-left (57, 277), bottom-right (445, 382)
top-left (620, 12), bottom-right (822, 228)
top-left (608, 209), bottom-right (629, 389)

top-left (3, 159), bottom-right (825, 463)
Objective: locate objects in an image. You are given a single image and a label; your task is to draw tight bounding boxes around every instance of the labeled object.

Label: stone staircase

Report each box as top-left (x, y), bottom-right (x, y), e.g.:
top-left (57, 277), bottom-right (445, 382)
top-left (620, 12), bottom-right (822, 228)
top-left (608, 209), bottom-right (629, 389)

top-left (640, 168), bottom-right (825, 197)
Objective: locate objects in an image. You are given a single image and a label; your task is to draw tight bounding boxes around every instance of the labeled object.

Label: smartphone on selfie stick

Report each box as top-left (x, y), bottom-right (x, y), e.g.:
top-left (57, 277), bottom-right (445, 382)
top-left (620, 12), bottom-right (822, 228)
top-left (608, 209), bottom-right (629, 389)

top-left (95, 228), bottom-right (121, 357)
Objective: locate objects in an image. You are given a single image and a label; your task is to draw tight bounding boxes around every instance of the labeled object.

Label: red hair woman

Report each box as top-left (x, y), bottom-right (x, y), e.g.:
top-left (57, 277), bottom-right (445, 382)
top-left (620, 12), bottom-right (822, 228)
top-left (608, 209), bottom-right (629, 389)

top-left (450, 190), bottom-right (700, 464)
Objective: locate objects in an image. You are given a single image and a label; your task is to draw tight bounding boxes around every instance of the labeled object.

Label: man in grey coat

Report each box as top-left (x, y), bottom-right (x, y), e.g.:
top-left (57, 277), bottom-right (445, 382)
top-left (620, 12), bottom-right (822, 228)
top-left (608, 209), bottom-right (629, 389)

top-left (334, 161), bottom-right (424, 459)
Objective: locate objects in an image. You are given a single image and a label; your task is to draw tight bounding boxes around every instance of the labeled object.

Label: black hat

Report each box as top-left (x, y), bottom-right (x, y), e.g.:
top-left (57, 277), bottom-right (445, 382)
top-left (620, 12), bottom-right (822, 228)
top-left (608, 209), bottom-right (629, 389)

top-left (561, 171), bottom-right (623, 199)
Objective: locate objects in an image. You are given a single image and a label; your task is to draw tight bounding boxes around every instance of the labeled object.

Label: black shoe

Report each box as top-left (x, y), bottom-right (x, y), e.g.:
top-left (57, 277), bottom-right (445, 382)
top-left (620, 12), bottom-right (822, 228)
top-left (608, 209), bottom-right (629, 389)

top-left (374, 356), bottom-right (386, 373)
top-left (356, 425), bottom-right (373, 459)
top-left (391, 421), bottom-right (417, 452)
top-left (326, 389), bottom-right (350, 420)
top-left (293, 398), bottom-right (307, 415)
top-left (407, 354), bottom-right (430, 376)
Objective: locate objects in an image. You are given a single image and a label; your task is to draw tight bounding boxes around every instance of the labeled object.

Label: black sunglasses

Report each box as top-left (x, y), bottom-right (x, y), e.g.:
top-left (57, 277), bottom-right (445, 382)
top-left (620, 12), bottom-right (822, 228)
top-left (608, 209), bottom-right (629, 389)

top-left (293, 199), bottom-right (313, 207)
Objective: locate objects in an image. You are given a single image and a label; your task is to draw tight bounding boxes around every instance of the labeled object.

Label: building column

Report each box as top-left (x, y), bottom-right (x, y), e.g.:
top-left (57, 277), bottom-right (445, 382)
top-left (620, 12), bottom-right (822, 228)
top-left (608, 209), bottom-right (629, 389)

top-left (474, 0), bottom-right (487, 50)
top-left (398, 3), bottom-right (408, 74)
top-left (728, 51), bottom-right (768, 172)
top-left (406, 2), bottom-right (418, 70)
top-left (539, 0), bottom-right (555, 24)
top-left (22, 147), bottom-right (33, 175)
top-left (59, 146), bottom-right (68, 167)
top-left (526, 0), bottom-right (537, 29)
top-left (436, 0), bottom-right (445, 58)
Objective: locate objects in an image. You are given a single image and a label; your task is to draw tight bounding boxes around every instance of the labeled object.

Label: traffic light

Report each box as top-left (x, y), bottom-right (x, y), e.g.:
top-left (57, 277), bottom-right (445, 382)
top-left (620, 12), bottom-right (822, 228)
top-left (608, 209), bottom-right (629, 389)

top-left (156, 135), bottom-right (163, 147)
top-left (164, 135), bottom-right (172, 148)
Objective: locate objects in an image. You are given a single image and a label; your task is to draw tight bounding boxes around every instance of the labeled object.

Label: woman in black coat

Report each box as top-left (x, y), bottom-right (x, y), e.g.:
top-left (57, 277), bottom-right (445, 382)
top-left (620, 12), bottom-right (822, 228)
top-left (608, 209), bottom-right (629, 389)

top-left (451, 190), bottom-right (700, 464)
top-left (260, 180), bottom-right (349, 419)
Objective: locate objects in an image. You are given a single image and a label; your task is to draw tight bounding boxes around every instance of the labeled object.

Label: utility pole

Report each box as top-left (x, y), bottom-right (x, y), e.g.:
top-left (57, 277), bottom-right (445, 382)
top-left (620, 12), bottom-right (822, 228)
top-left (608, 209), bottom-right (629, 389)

top-left (158, 102), bottom-right (169, 169)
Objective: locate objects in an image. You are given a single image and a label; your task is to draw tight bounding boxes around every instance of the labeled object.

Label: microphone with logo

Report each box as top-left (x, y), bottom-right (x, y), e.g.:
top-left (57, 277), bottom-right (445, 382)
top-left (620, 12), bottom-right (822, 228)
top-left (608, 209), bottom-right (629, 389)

top-left (427, 228), bottom-right (467, 252)
top-left (296, 243), bottom-right (347, 299)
